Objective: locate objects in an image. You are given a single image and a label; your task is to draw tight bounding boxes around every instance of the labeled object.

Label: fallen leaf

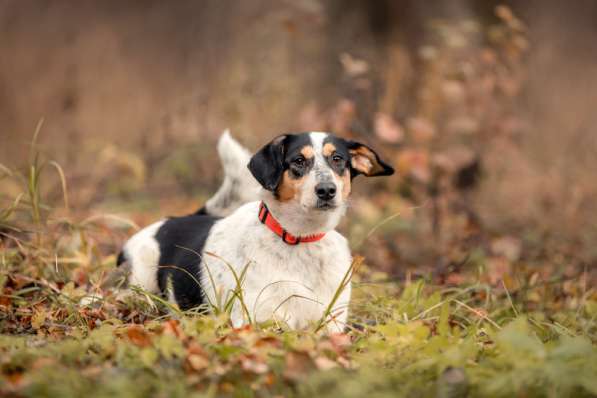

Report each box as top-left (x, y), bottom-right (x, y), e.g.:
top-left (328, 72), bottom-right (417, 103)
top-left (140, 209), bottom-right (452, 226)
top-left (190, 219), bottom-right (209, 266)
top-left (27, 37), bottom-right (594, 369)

top-left (314, 356), bottom-right (338, 371)
top-left (339, 53), bottom-right (369, 77)
top-left (283, 351), bottom-right (314, 381)
top-left (407, 117), bottom-right (436, 143)
top-left (187, 354), bottom-right (209, 372)
top-left (241, 356), bottom-right (269, 374)
top-left (329, 333), bottom-right (351, 352)
top-left (375, 113), bottom-right (404, 144)
top-left (31, 309), bottom-right (47, 330)
top-left (329, 99), bottom-right (356, 133)
top-left (162, 319), bottom-right (185, 339)
top-left (127, 325), bottom-right (152, 347)
top-left (491, 237), bottom-right (522, 262)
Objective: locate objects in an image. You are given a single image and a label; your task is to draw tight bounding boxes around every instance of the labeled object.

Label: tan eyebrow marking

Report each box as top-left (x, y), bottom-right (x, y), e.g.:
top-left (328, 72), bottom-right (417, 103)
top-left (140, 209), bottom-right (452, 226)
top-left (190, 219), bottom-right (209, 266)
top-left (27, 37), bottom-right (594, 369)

top-left (300, 146), bottom-right (314, 158)
top-left (322, 142), bottom-right (336, 157)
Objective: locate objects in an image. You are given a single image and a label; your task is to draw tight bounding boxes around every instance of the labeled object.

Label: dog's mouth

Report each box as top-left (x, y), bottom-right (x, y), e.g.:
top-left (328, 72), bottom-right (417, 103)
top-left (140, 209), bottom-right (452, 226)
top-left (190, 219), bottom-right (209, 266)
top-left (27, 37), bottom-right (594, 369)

top-left (314, 200), bottom-right (337, 211)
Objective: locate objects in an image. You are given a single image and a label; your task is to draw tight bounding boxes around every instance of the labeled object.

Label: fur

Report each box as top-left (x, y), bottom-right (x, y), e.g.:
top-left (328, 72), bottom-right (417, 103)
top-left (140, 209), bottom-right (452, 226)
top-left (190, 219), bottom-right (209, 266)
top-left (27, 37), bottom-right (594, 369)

top-left (117, 131), bottom-right (393, 332)
top-left (199, 130), bottom-right (261, 217)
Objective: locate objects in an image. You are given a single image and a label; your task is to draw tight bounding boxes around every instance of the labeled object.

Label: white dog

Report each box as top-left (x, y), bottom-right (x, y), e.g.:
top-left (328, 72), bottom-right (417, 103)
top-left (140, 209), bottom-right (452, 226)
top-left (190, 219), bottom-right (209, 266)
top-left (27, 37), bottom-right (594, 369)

top-left (117, 131), bottom-right (393, 332)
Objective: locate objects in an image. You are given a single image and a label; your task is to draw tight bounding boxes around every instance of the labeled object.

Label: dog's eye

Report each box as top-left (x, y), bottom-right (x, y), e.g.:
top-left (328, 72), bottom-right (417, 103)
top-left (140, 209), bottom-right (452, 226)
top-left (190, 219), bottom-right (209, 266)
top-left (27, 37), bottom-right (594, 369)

top-left (331, 154), bottom-right (344, 163)
top-left (293, 156), bottom-right (306, 167)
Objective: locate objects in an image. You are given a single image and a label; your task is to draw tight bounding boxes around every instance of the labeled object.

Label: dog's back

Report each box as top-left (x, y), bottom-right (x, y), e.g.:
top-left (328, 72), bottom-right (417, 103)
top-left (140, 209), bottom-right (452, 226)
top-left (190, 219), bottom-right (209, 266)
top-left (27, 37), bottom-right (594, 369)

top-left (114, 131), bottom-right (258, 291)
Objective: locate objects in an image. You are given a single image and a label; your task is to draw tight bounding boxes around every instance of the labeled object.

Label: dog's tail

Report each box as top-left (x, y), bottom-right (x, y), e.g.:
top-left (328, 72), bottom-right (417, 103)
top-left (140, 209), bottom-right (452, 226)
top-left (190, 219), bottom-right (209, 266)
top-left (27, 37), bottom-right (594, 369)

top-left (195, 130), bottom-right (260, 217)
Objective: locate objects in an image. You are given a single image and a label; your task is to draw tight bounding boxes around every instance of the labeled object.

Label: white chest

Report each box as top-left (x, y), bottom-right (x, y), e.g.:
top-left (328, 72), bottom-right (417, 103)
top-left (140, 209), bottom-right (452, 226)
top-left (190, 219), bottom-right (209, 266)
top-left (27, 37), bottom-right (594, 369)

top-left (201, 204), bottom-right (352, 329)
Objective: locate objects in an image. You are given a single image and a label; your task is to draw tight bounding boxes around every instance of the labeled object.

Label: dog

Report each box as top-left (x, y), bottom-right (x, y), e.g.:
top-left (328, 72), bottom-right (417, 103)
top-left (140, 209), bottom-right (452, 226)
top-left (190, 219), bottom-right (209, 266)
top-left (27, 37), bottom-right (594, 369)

top-left (117, 131), bottom-right (394, 332)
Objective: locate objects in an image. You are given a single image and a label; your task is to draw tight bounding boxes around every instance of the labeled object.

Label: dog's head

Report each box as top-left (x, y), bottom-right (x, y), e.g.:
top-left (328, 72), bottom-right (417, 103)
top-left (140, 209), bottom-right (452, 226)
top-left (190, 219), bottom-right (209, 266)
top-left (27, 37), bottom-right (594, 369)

top-left (248, 132), bottom-right (394, 233)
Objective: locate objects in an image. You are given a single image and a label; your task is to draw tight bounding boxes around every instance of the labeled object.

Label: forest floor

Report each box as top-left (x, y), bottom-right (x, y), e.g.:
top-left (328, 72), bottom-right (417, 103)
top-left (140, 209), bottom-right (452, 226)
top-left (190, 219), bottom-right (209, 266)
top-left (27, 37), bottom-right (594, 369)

top-left (0, 148), bottom-right (596, 398)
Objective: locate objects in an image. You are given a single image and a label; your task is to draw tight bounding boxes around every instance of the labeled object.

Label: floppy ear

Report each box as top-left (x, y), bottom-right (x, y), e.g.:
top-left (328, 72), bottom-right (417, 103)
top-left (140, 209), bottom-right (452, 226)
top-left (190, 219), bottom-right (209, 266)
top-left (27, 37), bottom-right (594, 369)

top-left (247, 135), bottom-right (287, 191)
top-left (347, 141), bottom-right (394, 177)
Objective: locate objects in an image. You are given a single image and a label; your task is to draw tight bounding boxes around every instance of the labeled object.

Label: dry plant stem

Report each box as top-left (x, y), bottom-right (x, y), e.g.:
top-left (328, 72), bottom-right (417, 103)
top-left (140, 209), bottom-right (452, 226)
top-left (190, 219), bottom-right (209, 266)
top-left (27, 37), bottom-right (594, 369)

top-left (204, 251), bottom-right (253, 325)
top-left (315, 256), bottom-right (363, 333)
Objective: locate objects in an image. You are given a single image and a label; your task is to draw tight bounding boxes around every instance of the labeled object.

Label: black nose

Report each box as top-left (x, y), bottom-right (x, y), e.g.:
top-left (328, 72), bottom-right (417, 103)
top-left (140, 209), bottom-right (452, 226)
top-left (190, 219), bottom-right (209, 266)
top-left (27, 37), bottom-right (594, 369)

top-left (315, 182), bottom-right (337, 200)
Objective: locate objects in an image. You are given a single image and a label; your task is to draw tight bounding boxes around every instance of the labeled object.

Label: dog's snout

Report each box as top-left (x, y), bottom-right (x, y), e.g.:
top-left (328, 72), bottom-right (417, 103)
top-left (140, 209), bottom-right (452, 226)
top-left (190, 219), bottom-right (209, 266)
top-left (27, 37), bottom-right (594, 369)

top-left (315, 182), bottom-right (336, 200)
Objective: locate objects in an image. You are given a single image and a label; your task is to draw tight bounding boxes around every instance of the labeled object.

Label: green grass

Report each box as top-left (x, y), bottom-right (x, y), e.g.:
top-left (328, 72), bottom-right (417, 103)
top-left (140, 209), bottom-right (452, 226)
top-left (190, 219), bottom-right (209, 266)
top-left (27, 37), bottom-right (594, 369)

top-left (1, 144), bottom-right (596, 398)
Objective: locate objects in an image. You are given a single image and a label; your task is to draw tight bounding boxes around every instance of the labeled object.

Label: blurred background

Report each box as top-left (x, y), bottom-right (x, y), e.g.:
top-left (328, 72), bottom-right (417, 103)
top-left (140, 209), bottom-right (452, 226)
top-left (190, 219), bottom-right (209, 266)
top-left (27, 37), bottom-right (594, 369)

top-left (1, 0), bottom-right (596, 282)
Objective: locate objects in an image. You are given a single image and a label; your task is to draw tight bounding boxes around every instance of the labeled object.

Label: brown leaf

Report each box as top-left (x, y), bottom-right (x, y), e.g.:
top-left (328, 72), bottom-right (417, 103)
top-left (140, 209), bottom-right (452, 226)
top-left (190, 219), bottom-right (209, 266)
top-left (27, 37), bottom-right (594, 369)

top-left (442, 80), bottom-right (466, 104)
top-left (0, 293), bottom-right (11, 307)
top-left (491, 237), bottom-right (522, 262)
top-left (407, 117), bottom-right (436, 144)
top-left (329, 99), bottom-right (356, 133)
top-left (486, 257), bottom-right (512, 286)
top-left (446, 117), bottom-right (479, 136)
top-left (240, 355), bottom-right (269, 375)
top-left (374, 113), bottom-right (404, 144)
top-left (283, 351), bottom-right (314, 381)
top-left (397, 149), bottom-right (431, 183)
top-left (339, 53), bottom-right (369, 77)
top-left (314, 356), bottom-right (338, 371)
top-left (31, 309), bottom-right (47, 330)
top-left (329, 333), bottom-right (351, 353)
top-left (73, 267), bottom-right (88, 286)
top-left (31, 357), bottom-right (56, 370)
top-left (187, 341), bottom-right (207, 356)
top-left (337, 356), bottom-right (351, 369)
top-left (446, 273), bottom-right (467, 286)
top-left (187, 354), bottom-right (209, 372)
top-left (254, 336), bottom-right (282, 349)
top-left (162, 319), bottom-right (185, 339)
top-left (6, 371), bottom-right (23, 387)
top-left (126, 325), bottom-right (152, 347)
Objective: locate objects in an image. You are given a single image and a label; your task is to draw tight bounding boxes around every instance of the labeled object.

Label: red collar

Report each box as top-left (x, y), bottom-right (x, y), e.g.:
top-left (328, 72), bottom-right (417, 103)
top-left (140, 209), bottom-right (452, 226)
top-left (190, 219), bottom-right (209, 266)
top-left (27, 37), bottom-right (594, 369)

top-left (258, 202), bottom-right (326, 245)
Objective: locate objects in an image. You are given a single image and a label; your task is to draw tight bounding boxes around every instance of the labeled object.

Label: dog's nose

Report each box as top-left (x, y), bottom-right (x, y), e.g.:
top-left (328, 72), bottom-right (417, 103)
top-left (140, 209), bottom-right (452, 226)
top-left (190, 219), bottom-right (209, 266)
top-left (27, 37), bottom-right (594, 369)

top-left (315, 182), bottom-right (337, 200)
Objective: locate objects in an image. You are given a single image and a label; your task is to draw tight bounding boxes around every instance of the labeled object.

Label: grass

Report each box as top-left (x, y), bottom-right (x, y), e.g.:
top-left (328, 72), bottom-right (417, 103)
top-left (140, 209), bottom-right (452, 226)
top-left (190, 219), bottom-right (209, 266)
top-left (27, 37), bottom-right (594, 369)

top-left (0, 144), bottom-right (596, 398)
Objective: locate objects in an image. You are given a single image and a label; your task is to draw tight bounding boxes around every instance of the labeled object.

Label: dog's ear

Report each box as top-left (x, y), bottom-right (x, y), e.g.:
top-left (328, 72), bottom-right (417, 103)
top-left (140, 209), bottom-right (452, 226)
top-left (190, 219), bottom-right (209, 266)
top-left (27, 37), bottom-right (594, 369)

top-left (248, 135), bottom-right (287, 191)
top-left (347, 141), bottom-right (394, 177)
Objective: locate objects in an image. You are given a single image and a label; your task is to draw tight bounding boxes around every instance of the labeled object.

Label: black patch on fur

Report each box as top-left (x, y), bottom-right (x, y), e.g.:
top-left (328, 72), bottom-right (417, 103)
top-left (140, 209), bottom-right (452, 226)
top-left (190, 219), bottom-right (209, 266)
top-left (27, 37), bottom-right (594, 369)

top-left (248, 135), bottom-right (287, 191)
top-left (323, 135), bottom-right (351, 176)
top-left (194, 206), bottom-right (208, 215)
top-left (284, 135), bottom-right (315, 179)
top-left (248, 133), bottom-right (316, 191)
top-left (154, 214), bottom-right (220, 311)
top-left (321, 135), bottom-right (394, 178)
top-left (116, 251), bottom-right (127, 267)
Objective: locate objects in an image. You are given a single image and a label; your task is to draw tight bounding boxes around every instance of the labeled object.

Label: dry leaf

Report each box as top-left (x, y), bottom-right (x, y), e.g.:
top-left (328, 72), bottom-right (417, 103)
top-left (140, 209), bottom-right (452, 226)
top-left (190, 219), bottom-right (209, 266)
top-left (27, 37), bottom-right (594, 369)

top-left (329, 99), bottom-right (356, 133)
top-left (283, 351), bottom-right (314, 381)
top-left (241, 356), bottom-right (269, 374)
top-left (329, 333), bottom-right (351, 352)
top-left (407, 117), bottom-right (436, 144)
top-left (162, 319), bottom-right (185, 339)
top-left (339, 53), bottom-right (369, 77)
top-left (126, 325), bottom-right (152, 348)
top-left (314, 356), bottom-right (338, 371)
top-left (187, 354), bottom-right (209, 371)
top-left (491, 237), bottom-right (522, 262)
top-left (375, 113), bottom-right (404, 144)
top-left (31, 310), bottom-right (47, 330)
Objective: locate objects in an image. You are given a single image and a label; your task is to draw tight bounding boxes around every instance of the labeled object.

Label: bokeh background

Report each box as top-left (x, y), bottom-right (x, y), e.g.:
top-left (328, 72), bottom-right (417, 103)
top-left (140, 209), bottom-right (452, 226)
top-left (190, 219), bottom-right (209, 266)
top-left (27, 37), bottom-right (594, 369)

top-left (2, 0), bottom-right (596, 282)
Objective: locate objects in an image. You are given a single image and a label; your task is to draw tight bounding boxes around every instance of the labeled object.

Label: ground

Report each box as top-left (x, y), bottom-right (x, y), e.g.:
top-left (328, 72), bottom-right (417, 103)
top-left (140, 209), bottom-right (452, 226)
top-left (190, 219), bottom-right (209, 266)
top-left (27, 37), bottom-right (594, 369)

top-left (0, 153), bottom-right (595, 398)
